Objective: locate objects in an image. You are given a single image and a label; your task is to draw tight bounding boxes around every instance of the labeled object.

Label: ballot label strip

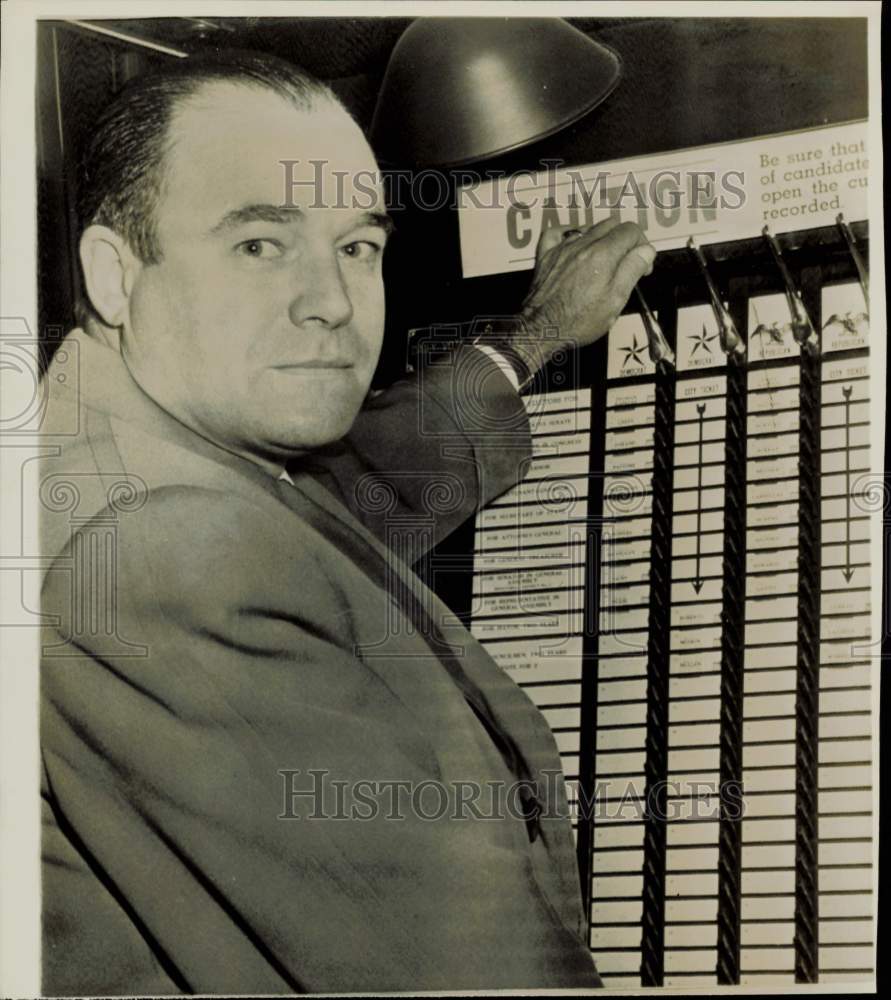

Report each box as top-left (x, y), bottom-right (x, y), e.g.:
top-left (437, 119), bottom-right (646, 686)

top-left (588, 314), bottom-right (661, 982)
top-left (471, 389), bottom-right (592, 784)
top-left (816, 283), bottom-right (874, 982)
top-left (667, 315), bottom-right (731, 987)
top-left (737, 294), bottom-right (810, 985)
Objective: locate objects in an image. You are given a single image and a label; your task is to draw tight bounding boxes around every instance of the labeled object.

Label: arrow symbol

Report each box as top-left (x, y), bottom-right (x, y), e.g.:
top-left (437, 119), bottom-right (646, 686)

top-left (693, 402), bottom-right (707, 593)
top-left (842, 385), bottom-right (854, 583)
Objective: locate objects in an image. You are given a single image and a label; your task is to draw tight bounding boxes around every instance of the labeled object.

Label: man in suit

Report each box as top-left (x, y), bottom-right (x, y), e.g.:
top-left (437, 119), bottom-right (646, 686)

top-left (39, 51), bottom-right (655, 993)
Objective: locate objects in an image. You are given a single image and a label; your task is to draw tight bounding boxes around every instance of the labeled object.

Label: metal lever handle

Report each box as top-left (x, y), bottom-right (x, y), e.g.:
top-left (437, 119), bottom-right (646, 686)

top-left (762, 226), bottom-right (819, 351)
top-left (687, 238), bottom-right (746, 359)
top-left (634, 287), bottom-right (675, 368)
top-left (836, 213), bottom-right (869, 309)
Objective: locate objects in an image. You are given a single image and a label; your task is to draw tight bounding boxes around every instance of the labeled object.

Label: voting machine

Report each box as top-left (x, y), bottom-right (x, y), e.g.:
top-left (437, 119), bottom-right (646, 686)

top-left (451, 119), bottom-right (877, 988)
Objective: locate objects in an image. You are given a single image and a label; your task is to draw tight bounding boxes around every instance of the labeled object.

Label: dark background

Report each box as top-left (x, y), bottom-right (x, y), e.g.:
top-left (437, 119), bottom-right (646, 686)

top-left (36, 15), bottom-right (868, 378)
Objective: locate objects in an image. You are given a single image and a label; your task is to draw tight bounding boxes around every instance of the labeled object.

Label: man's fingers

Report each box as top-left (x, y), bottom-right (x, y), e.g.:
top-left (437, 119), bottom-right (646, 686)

top-left (535, 215), bottom-right (626, 261)
top-left (630, 242), bottom-right (657, 274)
top-left (581, 220), bottom-right (651, 274)
top-left (577, 216), bottom-right (624, 244)
top-left (535, 223), bottom-right (578, 258)
top-left (610, 242), bottom-right (658, 306)
top-left (533, 220), bottom-right (655, 308)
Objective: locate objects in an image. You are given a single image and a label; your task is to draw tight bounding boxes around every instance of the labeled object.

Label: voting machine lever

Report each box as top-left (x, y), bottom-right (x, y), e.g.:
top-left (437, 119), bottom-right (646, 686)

top-left (762, 226), bottom-right (819, 352)
top-left (633, 286), bottom-right (675, 368)
top-left (836, 213), bottom-right (869, 307)
top-left (687, 237), bottom-right (746, 360)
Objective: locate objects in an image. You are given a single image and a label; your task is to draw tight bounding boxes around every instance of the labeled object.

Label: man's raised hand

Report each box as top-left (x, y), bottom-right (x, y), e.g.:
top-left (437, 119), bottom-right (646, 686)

top-left (514, 219), bottom-right (656, 373)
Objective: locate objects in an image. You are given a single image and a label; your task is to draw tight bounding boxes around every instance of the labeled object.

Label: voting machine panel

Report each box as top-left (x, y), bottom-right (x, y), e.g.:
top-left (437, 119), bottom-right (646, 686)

top-left (461, 121), bottom-right (876, 987)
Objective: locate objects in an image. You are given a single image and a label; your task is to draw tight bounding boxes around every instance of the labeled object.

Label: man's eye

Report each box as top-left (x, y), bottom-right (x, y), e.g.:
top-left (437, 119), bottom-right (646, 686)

top-left (339, 241), bottom-right (381, 262)
top-left (235, 239), bottom-right (283, 259)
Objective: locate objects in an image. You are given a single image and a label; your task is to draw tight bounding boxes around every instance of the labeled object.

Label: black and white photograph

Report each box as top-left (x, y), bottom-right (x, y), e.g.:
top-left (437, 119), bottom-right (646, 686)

top-left (0, 2), bottom-right (884, 995)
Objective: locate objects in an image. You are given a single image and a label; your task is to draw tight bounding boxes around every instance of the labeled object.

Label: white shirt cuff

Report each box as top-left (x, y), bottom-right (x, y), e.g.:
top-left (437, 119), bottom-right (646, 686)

top-left (473, 344), bottom-right (521, 393)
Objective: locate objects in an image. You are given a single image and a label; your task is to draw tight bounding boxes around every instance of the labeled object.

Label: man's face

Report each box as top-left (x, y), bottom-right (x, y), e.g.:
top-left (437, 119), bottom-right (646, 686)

top-left (121, 82), bottom-right (389, 464)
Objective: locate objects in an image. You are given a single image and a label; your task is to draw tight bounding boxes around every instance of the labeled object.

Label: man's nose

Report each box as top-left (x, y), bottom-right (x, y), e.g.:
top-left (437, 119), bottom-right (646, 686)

top-left (288, 254), bottom-right (354, 330)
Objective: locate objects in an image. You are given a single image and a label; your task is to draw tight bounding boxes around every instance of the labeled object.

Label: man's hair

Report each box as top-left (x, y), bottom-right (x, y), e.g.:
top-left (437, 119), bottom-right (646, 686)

top-left (74, 50), bottom-right (337, 326)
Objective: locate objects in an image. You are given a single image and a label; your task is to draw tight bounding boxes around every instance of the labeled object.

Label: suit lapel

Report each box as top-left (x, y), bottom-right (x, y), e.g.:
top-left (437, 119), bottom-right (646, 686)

top-left (283, 472), bottom-right (567, 788)
top-left (283, 473), bottom-right (588, 934)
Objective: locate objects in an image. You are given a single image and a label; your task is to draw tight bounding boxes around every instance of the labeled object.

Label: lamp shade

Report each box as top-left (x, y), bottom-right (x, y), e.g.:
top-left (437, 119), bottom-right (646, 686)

top-left (370, 17), bottom-right (622, 168)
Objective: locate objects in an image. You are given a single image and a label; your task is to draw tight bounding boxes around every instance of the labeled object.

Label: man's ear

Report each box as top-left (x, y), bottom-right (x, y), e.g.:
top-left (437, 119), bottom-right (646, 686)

top-left (78, 225), bottom-right (140, 328)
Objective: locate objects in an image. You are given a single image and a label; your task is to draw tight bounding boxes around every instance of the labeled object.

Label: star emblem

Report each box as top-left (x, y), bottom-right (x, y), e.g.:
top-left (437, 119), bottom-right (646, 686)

top-left (689, 323), bottom-right (718, 357)
top-left (619, 333), bottom-right (647, 369)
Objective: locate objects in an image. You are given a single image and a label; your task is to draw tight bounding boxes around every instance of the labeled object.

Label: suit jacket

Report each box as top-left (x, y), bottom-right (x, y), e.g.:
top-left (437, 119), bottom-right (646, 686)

top-left (39, 330), bottom-right (600, 994)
